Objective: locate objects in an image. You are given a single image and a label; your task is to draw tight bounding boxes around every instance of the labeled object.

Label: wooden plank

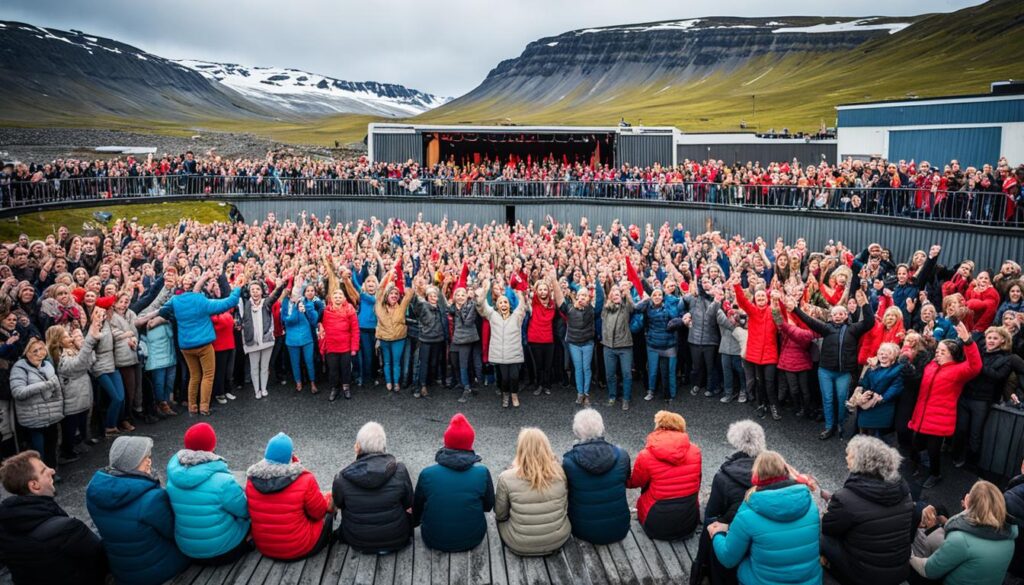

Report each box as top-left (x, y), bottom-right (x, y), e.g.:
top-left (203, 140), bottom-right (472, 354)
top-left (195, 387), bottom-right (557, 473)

top-left (468, 533), bottom-right (490, 585)
top-left (429, 547), bottom-right (449, 585)
top-left (374, 553), bottom-right (397, 585)
top-left (522, 556), bottom-right (548, 585)
top-left (170, 565), bottom-right (204, 585)
top-left (280, 559), bottom-right (308, 585)
top-left (354, 553), bottom-right (377, 585)
top-left (298, 542), bottom-right (332, 585)
top-left (503, 550), bottom-right (527, 585)
top-left (680, 530), bottom-right (701, 565)
top-left (543, 549), bottom-right (575, 585)
top-left (563, 537), bottom-right (603, 585)
top-left (606, 542), bottom-right (639, 585)
top-left (621, 527), bottom-right (661, 584)
top-left (485, 515), bottom-right (509, 585)
top-left (321, 544), bottom-right (351, 585)
top-left (261, 560), bottom-right (291, 585)
top-left (246, 556), bottom-right (275, 585)
top-left (648, 539), bottom-right (687, 585)
top-left (412, 528), bottom-right (431, 585)
top-left (593, 545), bottom-right (623, 585)
top-left (196, 561), bottom-right (238, 585)
top-left (392, 543), bottom-right (414, 585)
top-left (226, 551), bottom-right (264, 585)
top-left (449, 551), bottom-right (471, 585)
top-left (337, 546), bottom-right (362, 585)
top-left (668, 540), bottom-right (693, 579)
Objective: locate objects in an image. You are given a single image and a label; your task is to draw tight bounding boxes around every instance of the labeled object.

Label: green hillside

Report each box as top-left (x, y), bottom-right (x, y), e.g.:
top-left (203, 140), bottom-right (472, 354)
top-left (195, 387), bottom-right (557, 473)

top-left (0, 201), bottom-right (232, 240)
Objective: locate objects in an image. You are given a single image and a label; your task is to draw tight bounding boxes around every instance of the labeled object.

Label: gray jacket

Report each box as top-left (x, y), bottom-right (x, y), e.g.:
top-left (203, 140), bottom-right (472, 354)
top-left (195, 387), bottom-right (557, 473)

top-left (683, 292), bottom-right (721, 346)
top-left (449, 301), bottom-right (480, 345)
top-left (59, 334), bottom-right (98, 416)
top-left (716, 308), bottom-right (742, 356)
top-left (110, 310), bottom-right (139, 367)
top-left (600, 285), bottom-right (633, 349)
top-left (240, 285), bottom-right (285, 348)
top-left (494, 469), bottom-right (570, 557)
top-left (412, 295), bottom-right (448, 343)
top-left (10, 358), bottom-right (63, 429)
top-left (90, 322), bottom-right (116, 376)
top-left (477, 295), bottom-right (527, 365)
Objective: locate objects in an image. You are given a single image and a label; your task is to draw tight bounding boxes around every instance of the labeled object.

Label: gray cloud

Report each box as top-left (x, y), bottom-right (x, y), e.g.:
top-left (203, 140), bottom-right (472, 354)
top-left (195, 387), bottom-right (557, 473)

top-left (1, 0), bottom-right (983, 97)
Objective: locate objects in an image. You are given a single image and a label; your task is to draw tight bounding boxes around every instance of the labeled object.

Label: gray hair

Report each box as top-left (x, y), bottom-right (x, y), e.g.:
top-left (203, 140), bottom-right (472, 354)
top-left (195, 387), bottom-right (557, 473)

top-left (355, 421), bottom-right (387, 454)
top-left (846, 435), bottom-right (902, 482)
top-left (726, 420), bottom-right (766, 457)
top-left (572, 408), bottom-right (605, 442)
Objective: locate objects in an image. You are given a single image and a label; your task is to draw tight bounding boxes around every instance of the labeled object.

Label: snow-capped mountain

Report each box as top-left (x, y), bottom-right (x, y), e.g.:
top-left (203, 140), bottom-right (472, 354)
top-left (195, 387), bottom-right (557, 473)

top-left (176, 60), bottom-right (450, 117)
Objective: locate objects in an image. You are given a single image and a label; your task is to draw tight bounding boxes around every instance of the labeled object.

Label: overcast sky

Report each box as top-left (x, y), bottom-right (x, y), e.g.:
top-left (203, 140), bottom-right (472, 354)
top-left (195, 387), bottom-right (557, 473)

top-left (3, 0), bottom-right (983, 98)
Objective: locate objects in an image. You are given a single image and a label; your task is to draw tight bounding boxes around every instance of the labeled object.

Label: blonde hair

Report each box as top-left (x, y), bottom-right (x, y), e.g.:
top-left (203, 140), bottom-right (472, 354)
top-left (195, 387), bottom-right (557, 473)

top-left (966, 480), bottom-right (1007, 530)
top-left (882, 306), bottom-right (903, 327)
top-left (985, 326), bottom-right (1013, 352)
top-left (22, 337), bottom-right (46, 360)
top-left (45, 326), bottom-right (68, 367)
top-left (512, 427), bottom-right (564, 491)
top-left (654, 410), bottom-right (686, 432)
top-left (745, 450), bottom-right (789, 501)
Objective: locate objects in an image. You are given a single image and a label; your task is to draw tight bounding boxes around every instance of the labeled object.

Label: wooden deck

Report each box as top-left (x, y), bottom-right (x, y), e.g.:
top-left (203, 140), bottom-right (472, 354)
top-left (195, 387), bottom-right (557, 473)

top-left (169, 514), bottom-right (699, 585)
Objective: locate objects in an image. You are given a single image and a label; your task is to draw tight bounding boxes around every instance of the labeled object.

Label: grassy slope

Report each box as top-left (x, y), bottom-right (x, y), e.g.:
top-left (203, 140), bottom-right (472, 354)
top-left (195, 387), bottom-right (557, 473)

top-left (0, 201), bottom-right (231, 240)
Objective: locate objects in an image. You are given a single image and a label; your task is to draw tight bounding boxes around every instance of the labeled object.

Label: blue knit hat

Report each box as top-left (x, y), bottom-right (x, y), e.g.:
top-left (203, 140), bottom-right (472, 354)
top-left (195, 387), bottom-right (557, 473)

top-left (264, 432), bottom-right (293, 464)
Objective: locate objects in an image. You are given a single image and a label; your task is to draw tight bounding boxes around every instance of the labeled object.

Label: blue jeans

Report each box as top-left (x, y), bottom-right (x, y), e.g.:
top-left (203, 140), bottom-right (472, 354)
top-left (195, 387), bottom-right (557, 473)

top-left (568, 342), bottom-right (594, 395)
top-left (97, 371), bottom-right (125, 429)
top-left (356, 329), bottom-right (376, 383)
top-left (401, 337), bottom-right (421, 387)
top-left (647, 349), bottom-right (678, 398)
top-left (721, 354), bottom-right (745, 396)
top-left (149, 365), bottom-right (176, 403)
top-left (818, 368), bottom-right (852, 431)
top-left (380, 338), bottom-right (405, 385)
top-left (287, 343), bottom-right (315, 384)
top-left (603, 347), bottom-right (633, 401)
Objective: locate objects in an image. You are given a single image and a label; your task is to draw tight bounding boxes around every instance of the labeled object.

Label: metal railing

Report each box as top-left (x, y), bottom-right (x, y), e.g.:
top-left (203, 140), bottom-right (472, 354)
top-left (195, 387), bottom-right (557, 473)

top-left (1, 175), bottom-right (1020, 227)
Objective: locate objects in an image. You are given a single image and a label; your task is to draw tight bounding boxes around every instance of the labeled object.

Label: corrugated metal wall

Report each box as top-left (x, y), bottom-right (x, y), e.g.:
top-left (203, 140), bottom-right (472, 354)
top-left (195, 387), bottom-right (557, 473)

top-left (615, 134), bottom-right (675, 167)
top-left (888, 127), bottom-right (1002, 169)
top-left (231, 197), bottom-right (1024, 271)
top-left (838, 98), bottom-right (1024, 127)
top-left (371, 132), bottom-right (422, 164)
top-left (676, 143), bottom-right (838, 165)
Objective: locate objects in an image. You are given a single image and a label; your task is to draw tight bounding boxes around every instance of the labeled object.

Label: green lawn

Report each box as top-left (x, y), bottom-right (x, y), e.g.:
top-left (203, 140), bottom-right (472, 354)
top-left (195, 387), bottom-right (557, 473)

top-left (0, 200), bottom-right (232, 240)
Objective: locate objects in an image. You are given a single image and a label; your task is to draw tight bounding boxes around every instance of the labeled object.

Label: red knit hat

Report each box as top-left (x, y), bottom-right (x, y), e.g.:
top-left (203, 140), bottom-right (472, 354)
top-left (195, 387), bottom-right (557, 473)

top-left (184, 423), bottom-right (216, 452)
top-left (95, 295), bottom-right (116, 310)
top-left (71, 287), bottom-right (86, 305)
top-left (443, 413), bottom-right (475, 451)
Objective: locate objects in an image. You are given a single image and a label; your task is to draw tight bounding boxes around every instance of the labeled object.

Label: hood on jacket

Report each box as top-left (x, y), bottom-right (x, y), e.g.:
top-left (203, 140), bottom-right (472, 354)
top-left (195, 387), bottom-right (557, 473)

top-left (246, 459), bottom-right (304, 494)
top-left (720, 452), bottom-right (755, 490)
top-left (167, 450), bottom-right (229, 489)
top-left (341, 453), bottom-right (397, 490)
top-left (646, 429), bottom-right (692, 465)
top-left (435, 448), bottom-right (481, 472)
top-left (844, 473), bottom-right (910, 507)
top-left (0, 496), bottom-right (67, 535)
top-left (945, 512), bottom-right (1017, 542)
top-left (86, 469), bottom-right (160, 510)
top-left (746, 481), bottom-right (812, 523)
top-left (567, 439), bottom-right (618, 475)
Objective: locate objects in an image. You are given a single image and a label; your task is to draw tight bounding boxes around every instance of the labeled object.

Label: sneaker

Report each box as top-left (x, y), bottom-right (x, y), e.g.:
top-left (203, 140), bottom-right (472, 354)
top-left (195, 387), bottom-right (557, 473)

top-left (607, 398), bottom-right (616, 407)
top-left (583, 395), bottom-right (591, 408)
top-left (819, 427), bottom-right (836, 440)
top-left (690, 386), bottom-right (701, 396)
top-left (704, 389), bottom-right (719, 398)
top-left (255, 389), bottom-right (263, 400)
top-left (575, 395), bottom-right (585, 405)
top-left (737, 393), bottom-right (748, 404)
top-left (756, 405), bottom-right (767, 419)
top-left (344, 389), bottom-right (351, 399)
top-left (543, 387), bottom-right (551, 396)
top-left (413, 390), bottom-right (422, 399)
top-left (720, 393), bottom-right (735, 404)
top-left (953, 458), bottom-right (967, 469)
top-left (533, 387), bottom-right (543, 396)
top-left (622, 400), bottom-right (630, 411)
top-left (644, 391), bottom-right (654, 401)
top-left (73, 443), bottom-right (92, 455)
top-left (225, 393), bottom-right (237, 401)
top-left (261, 389), bottom-right (269, 398)
top-left (458, 389), bottom-right (472, 404)
top-left (329, 390), bottom-right (339, 402)
top-left (770, 406), bottom-right (782, 421)
top-left (216, 396), bottom-right (228, 405)
top-left (922, 475), bottom-right (943, 489)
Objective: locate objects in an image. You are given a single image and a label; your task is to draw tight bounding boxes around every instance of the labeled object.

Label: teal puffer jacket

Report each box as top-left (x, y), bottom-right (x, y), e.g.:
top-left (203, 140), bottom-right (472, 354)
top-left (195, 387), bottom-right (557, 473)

top-left (166, 450), bottom-right (250, 560)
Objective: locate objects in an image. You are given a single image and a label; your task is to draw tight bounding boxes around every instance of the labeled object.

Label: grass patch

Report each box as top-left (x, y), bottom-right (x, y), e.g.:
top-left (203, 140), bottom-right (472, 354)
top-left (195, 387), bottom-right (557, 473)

top-left (0, 200), bottom-right (232, 240)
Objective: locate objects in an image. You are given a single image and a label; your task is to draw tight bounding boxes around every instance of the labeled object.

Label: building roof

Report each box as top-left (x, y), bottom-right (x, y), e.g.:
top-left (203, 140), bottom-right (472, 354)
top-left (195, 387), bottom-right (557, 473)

top-left (369, 123), bottom-right (679, 134)
top-left (836, 91), bottom-right (1024, 110)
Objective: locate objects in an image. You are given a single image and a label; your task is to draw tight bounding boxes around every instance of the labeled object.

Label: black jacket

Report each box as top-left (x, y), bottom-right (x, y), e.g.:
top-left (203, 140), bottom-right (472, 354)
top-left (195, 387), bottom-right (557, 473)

top-left (795, 304), bottom-right (875, 373)
top-left (1004, 474), bottom-right (1024, 577)
top-left (333, 453), bottom-right (414, 553)
top-left (821, 473), bottom-right (915, 585)
top-left (0, 495), bottom-right (107, 585)
top-left (704, 451), bottom-right (754, 524)
top-left (962, 349), bottom-right (1012, 402)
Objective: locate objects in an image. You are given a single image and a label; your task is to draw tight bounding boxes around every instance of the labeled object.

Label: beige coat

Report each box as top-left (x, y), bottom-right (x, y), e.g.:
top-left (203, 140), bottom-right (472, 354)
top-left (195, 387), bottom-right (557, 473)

top-left (494, 469), bottom-right (570, 557)
top-left (477, 294), bottom-right (527, 365)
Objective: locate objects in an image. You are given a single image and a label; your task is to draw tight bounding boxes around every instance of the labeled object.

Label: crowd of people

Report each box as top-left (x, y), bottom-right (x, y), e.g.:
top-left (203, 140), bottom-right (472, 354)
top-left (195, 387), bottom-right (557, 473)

top-left (0, 209), bottom-right (1022, 582)
top-left (3, 150), bottom-right (1022, 223)
top-left (0, 414), bottom-right (1021, 585)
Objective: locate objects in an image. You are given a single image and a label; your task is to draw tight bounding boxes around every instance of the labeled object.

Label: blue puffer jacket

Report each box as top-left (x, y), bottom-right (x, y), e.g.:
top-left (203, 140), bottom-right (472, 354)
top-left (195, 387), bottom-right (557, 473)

top-left (712, 481), bottom-right (821, 585)
top-left (352, 275), bottom-right (379, 329)
top-left (856, 363), bottom-right (904, 430)
top-left (281, 297), bottom-right (320, 347)
top-left (166, 450), bottom-right (250, 560)
top-left (143, 322), bottom-right (176, 371)
top-left (635, 297), bottom-right (680, 350)
top-left (412, 449), bottom-right (494, 552)
top-left (85, 470), bottom-right (189, 585)
top-left (562, 439), bottom-right (631, 545)
top-left (159, 288), bottom-right (241, 350)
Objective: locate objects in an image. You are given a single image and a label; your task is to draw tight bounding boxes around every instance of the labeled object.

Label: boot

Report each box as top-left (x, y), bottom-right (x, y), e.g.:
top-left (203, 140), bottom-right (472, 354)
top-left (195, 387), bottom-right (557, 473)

top-left (770, 405), bottom-right (782, 421)
top-left (502, 393), bottom-right (510, 408)
top-left (458, 389), bottom-right (472, 403)
top-left (343, 385), bottom-right (351, 399)
top-left (511, 393), bottom-right (520, 408)
top-left (329, 389), bottom-right (339, 402)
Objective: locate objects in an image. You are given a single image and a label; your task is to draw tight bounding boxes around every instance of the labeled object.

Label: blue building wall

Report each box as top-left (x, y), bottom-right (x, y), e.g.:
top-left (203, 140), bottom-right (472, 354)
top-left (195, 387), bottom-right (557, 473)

top-left (838, 97), bottom-right (1024, 127)
top-left (888, 127), bottom-right (1002, 169)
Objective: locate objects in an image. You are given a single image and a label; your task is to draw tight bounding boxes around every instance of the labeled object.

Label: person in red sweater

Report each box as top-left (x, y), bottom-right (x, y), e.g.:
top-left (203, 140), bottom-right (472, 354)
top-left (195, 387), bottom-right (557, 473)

top-left (246, 433), bottom-right (334, 561)
top-left (527, 278), bottom-right (557, 396)
top-left (729, 275), bottom-right (779, 420)
top-left (628, 410), bottom-right (702, 541)
top-left (965, 271), bottom-right (1000, 335)
top-left (210, 306), bottom-right (236, 406)
top-left (907, 321), bottom-right (982, 489)
top-left (319, 287), bottom-right (359, 402)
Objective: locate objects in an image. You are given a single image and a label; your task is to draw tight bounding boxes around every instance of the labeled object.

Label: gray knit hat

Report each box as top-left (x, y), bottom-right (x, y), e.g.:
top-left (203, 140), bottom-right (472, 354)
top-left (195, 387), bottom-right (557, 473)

top-left (108, 436), bottom-right (153, 473)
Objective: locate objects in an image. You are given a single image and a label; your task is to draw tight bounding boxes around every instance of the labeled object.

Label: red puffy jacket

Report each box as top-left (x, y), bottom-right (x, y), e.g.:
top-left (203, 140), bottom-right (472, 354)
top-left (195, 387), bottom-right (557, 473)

top-left (246, 461), bottom-right (330, 560)
top-left (211, 311), bottom-right (236, 352)
top-left (320, 302), bottom-right (359, 354)
top-left (965, 286), bottom-right (1000, 333)
top-left (732, 284), bottom-right (778, 365)
top-left (908, 341), bottom-right (982, 437)
top-left (778, 321), bottom-right (816, 372)
top-left (627, 429), bottom-right (701, 523)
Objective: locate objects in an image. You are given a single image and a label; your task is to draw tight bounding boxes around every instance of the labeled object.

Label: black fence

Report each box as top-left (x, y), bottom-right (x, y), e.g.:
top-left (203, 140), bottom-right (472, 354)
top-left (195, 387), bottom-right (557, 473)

top-left (2, 176), bottom-right (1019, 227)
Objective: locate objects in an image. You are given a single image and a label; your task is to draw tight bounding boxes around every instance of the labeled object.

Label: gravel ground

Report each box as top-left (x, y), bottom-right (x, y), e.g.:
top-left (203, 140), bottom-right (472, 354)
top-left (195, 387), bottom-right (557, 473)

top-left (0, 127), bottom-right (359, 163)
top-left (50, 378), bottom-right (979, 531)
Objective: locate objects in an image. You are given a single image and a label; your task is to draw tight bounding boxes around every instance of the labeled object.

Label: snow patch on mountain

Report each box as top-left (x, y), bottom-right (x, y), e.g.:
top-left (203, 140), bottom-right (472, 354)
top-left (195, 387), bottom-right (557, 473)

top-left (772, 18), bottom-right (910, 34)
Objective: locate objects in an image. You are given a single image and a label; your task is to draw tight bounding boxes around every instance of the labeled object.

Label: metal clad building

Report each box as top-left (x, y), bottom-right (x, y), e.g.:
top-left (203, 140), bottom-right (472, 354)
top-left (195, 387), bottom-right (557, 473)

top-left (836, 83), bottom-right (1024, 167)
top-left (675, 133), bottom-right (838, 165)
